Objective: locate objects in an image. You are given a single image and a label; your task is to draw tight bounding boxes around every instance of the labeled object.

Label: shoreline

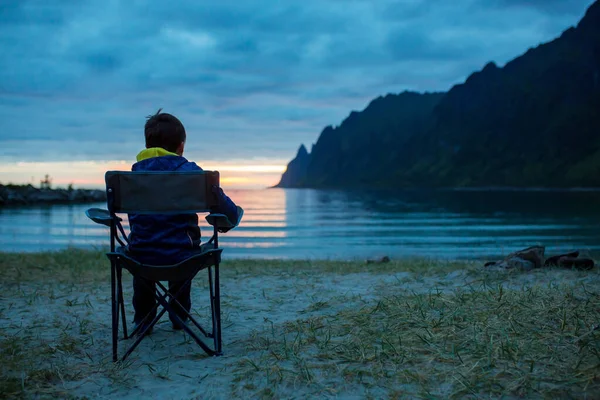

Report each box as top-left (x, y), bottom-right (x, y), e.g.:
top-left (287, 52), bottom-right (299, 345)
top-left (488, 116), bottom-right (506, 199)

top-left (4, 183), bottom-right (600, 206)
top-left (273, 185), bottom-right (600, 192)
top-left (2, 247), bottom-right (598, 265)
top-left (0, 184), bottom-right (106, 207)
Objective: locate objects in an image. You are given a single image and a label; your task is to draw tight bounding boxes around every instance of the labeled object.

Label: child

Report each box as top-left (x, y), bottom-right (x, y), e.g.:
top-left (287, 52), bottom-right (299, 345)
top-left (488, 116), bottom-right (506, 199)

top-left (128, 109), bottom-right (239, 333)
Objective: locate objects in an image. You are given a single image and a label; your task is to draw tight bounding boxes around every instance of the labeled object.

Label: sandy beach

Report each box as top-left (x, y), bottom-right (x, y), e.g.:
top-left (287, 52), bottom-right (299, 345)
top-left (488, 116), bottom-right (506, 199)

top-left (1, 251), bottom-right (599, 399)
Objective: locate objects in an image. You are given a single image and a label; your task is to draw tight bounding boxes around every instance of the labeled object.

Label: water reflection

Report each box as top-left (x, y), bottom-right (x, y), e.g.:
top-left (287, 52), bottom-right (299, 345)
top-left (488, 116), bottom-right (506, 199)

top-left (1, 188), bottom-right (600, 259)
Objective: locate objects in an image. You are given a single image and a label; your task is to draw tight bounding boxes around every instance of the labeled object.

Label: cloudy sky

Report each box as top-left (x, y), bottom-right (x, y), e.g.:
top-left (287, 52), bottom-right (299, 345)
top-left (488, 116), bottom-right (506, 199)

top-left (0, 0), bottom-right (594, 188)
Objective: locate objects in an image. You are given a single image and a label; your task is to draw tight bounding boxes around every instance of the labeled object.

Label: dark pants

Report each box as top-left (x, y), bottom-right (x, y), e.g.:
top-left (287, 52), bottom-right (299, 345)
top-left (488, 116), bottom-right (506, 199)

top-left (133, 277), bottom-right (191, 325)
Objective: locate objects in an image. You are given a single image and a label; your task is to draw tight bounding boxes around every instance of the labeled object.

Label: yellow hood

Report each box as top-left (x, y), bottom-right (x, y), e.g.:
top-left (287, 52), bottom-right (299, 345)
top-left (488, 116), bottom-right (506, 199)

top-left (136, 147), bottom-right (179, 162)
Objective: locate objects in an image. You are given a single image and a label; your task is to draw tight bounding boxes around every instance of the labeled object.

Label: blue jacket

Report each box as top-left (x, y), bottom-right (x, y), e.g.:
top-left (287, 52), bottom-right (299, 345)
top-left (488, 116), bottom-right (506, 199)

top-left (128, 148), bottom-right (238, 265)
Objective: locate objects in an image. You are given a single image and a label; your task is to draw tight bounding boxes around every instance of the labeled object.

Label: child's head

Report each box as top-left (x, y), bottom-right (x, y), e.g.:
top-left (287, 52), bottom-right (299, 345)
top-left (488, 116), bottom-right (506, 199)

top-left (144, 109), bottom-right (187, 155)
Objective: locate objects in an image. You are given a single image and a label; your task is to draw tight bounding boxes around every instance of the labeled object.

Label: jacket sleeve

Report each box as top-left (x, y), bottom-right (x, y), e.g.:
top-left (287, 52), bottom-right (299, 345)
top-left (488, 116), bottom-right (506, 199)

top-left (212, 186), bottom-right (239, 224)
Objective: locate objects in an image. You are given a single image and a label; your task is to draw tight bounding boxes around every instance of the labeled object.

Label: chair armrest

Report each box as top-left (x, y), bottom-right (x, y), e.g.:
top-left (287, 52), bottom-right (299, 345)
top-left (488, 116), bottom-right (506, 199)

top-left (85, 208), bottom-right (121, 227)
top-left (205, 206), bottom-right (244, 233)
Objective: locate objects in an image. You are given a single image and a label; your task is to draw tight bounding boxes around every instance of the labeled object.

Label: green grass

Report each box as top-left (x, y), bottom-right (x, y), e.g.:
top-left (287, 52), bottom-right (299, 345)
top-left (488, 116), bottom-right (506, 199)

top-left (0, 318), bottom-right (112, 399)
top-left (0, 248), bottom-right (475, 284)
top-left (232, 276), bottom-right (600, 399)
top-left (0, 249), bottom-right (110, 284)
top-left (1, 249), bottom-right (599, 398)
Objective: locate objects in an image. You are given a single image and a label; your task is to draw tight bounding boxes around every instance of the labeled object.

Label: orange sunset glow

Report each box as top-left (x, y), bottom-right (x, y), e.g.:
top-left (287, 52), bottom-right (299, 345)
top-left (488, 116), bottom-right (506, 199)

top-left (0, 160), bottom-right (286, 190)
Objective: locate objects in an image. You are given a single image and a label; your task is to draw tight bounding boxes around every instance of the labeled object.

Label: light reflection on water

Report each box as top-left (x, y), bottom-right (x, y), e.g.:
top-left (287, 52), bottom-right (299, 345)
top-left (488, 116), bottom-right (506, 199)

top-left (1, 188), bottom-right (600, 260)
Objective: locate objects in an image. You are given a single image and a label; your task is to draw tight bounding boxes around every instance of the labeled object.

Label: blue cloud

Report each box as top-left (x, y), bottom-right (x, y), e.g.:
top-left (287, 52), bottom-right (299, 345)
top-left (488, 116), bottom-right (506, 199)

top-left (0, 0), bottom-right (595, 164)
top-left (491, 0), bottom-right (592, 15)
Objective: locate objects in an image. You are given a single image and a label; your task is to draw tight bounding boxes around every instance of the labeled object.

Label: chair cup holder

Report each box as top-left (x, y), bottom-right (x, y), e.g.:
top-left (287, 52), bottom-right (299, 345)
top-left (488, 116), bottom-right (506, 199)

top-left (86, 208), bottom-right (121, 227)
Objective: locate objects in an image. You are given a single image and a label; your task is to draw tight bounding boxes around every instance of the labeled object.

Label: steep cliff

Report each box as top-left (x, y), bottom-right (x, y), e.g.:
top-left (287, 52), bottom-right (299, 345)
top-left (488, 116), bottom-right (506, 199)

top-left (278, 1), bottom-right (600, 188)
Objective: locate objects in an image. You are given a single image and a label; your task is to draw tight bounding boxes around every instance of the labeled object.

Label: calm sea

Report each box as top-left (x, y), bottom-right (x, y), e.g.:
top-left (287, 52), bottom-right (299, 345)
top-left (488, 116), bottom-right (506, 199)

top-left (1, 188), bottom-right (600, 261)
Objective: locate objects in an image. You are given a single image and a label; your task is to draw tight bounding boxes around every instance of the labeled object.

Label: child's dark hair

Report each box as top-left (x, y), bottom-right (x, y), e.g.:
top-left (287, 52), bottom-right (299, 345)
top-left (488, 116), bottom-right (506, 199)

top-left (144, 109), bottom-right (186, 153)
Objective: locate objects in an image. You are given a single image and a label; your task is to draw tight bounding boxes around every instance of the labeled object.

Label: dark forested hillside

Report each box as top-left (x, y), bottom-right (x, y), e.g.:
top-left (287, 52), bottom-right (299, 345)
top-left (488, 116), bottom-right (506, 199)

top-left (277, 91), bottom-right (444, 187)
top-left (277, 1), bottom-right (600, 188)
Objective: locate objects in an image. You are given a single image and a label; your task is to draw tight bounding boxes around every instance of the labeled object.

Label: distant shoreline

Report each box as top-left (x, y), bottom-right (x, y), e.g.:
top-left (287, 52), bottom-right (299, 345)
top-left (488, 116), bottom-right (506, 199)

top-left (0, 184), bottom-right (106, 207)
top-left (4, 183), bottom-right (600, 207)
top-left (272, 185), bottom-right (600, 192)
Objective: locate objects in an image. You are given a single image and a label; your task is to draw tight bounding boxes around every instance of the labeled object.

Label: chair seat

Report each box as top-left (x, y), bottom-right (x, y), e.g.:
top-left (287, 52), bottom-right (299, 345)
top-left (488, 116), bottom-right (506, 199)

top-left (108, 246), bottom-right (223, 282)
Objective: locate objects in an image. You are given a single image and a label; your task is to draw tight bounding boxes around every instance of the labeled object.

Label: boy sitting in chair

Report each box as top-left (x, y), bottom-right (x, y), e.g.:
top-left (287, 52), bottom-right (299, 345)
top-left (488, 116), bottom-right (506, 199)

top-left (128, 109), bottom-right (239, 334)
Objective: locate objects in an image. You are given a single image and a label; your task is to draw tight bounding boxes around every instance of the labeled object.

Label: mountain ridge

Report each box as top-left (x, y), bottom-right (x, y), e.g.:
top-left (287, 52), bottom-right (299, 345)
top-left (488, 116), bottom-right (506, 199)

top-left (276, 0), bottom-right (600, 189)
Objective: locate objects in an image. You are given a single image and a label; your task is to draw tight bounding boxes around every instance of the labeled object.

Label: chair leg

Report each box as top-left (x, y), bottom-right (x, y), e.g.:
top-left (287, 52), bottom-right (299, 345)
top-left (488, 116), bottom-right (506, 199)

top-left (206, 263), bottom-right (223, 354)
top-left (114, 259), bottom-right (224, 361)
top-left (155, 281), bottom-right (212, 338)
top-left (153, 286), bottom-right (217, 357)
top-left (214, 262), bottom-right (222, 354)
top-left (110, 261), bottom-right (118, 362)
top-left (117, 266), bottom-right (128, 339)
top-left (121, 307), bottom-right (168, 362)
top-left (207, 266), bottom-right (217, 343)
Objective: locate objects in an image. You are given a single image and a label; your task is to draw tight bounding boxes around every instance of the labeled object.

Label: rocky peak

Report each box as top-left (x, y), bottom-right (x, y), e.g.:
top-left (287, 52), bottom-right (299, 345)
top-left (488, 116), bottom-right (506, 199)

top-left (296, 144), bottom-right (309, 159)
top-left (274, 144), bottom-right (312, 188)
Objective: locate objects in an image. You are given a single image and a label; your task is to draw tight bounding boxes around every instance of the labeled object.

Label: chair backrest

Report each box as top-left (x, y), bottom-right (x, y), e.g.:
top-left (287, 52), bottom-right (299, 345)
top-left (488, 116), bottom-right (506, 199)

top-left (105, 170), bottom-right (220, 214)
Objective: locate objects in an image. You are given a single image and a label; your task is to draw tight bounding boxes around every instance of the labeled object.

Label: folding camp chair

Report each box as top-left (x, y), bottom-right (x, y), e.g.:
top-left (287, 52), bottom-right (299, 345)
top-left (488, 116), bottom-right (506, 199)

top-left (85, 170), bottom-right (242, 362)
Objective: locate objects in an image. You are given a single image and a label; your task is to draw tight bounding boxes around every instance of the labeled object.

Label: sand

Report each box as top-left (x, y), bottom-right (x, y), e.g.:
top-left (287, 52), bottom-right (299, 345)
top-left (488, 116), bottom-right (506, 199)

top-left (1, 262), bottom-right (598, 399)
